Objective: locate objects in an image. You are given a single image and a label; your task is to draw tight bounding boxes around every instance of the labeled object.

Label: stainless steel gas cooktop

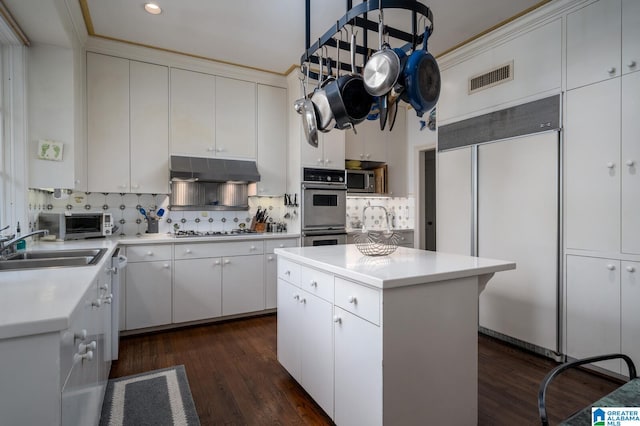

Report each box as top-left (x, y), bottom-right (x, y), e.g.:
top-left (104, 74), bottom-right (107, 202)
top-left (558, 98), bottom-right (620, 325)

top-left (173, 229), bottom-right (258, 238)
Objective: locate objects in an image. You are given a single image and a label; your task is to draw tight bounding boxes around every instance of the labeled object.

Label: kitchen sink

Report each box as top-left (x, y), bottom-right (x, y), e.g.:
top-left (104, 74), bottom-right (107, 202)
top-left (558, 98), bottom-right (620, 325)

top-left (0, 248), bottom-right (107, 271)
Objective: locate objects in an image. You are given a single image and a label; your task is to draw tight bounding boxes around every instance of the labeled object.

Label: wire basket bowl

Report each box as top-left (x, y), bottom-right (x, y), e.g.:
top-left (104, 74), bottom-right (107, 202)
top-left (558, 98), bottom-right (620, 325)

top-left (354, 230), bottom-right (400, 256)
top-left (354, 205), bottom-right (399, 256)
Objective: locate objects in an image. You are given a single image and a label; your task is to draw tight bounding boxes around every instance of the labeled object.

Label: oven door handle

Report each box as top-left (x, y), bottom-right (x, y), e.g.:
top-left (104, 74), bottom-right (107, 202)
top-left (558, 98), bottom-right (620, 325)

top-left (302, 183), bottom-right (347, 190)
top-left (302, 229), bottom-right (347, 236)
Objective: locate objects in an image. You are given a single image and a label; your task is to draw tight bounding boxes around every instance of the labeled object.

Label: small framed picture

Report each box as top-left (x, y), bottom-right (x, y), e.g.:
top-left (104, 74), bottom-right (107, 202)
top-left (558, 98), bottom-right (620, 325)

top-left (38, 139), bottom-right (64, 161)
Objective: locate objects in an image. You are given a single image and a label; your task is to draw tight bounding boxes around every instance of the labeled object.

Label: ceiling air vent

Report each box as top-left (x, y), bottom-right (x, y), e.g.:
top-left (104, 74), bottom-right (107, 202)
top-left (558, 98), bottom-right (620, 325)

top-left (468, 61), bottom-right (514, 94)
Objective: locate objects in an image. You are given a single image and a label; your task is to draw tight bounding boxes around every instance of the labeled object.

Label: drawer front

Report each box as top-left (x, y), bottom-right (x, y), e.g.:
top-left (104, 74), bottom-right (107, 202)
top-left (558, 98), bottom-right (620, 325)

top-left (335, 277), bottom-right (380, 325)
top-left (265, 238), bottom-right (299, 253)
top-left (126, 244), bottom-right (172, 262)
top-left (278, 257), bottom-right (301, 285)
top-left (174, 240), bottom-right (264, 260)
top-left (300, 266), bottom-right (334, 302)
top-left (396, 231), bottom-right (414, 245)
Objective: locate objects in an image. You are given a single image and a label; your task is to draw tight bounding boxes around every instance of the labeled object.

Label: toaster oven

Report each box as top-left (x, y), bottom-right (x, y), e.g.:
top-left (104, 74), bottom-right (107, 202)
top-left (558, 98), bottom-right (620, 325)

top-left (39, 212), bottom-right (114, 240)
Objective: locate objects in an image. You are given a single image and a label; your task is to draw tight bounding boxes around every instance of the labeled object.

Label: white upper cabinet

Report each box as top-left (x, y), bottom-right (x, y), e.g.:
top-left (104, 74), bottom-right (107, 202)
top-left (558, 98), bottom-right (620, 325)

top-left (567, 0), bottom-right (622, 90)
top-left (169, 71), bottom-right (257, 159)
top-left (565, 78), bottom-right (621, 252)
top-left (622, 0), bottom-right (640, 75)
top-left (621, 71), bottom-right (640, 254)
top-left (130, 61), bottom-right (169, 194)
top-left (87, 53), bottom-right (130, 193)
top-left (87, 53), bottom-right (169, 194)
top-left (170, 68), bottom-right (216, 156)
top-left (438, 18), bottom-right (561, 124)
top-left (257, 85), bottom-right (287, 195)
top-left (215, 77), bottom-right (257, 159)
top-left (345, 118), bottom-right (387, 162)
top-left (301, 128), bottom-right (345, 169)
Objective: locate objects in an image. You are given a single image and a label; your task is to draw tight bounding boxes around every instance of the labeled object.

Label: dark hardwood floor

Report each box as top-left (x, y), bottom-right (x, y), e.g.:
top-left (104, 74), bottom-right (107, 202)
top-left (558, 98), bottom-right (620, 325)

top-left (110, 314), bottom-right (623, 425)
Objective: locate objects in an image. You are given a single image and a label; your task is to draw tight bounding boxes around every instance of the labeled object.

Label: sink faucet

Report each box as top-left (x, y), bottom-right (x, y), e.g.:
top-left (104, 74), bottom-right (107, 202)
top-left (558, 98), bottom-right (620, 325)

top-left (0, 229), bottom-right (49, 259)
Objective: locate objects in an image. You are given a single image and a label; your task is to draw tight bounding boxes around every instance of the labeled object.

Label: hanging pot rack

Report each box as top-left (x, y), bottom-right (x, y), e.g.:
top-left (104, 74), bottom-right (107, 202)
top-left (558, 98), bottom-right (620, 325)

top-left (301, 0), bottom-right (434, 80)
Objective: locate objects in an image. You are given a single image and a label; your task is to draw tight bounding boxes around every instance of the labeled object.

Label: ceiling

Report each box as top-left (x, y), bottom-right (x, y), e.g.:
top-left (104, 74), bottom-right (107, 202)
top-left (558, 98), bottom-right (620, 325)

top-left (5, 0), bottom-right (546, 75)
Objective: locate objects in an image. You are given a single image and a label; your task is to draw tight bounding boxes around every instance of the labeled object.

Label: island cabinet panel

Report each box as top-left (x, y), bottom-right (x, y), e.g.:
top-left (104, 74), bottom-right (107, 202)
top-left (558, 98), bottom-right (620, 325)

top-left (334, 306), bottom-right (382, 426)
top-left (265, 238), bottom-right (299, 309)
top-left (276, 279), bottom-right (334, 416)
top-left (275, 245), bottom-right (515, 425)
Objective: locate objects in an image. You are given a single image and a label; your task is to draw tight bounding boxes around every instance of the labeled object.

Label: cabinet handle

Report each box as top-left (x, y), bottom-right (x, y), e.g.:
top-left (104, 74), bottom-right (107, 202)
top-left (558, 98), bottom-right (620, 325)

top-left (146, 251), bottom-right (154, 256)
top-left (333, 315), bottom-right (342, 323)
top-left (628, 60), bottom-right (637, 68)
top-left (224, 259), bottom-right (231, 264)
top-left (214, 260), bottom-right (221, 265)
top-left (207, 147), bottom-right (215, 152)
top-left (78, 341), bottom-right (97, 353)
top-left (285, 270), bottom-right (291, 275)
top-left (310, 280), bottom-right (317, 287)
top-left (279, 244), bottom-right (284, 248)
top-left (365, 153), bottom-right (370, 159)
top-left (293, 294), bottom-right (300, 300)
top-left (100, 284), bottom-right (108, 291)
top-left (250, 245), bottom-right (256, 250)
top-left (359, 154), bottom-right (364, 159)
top-left (325, 159), bottom-right (331, 164)
top-left (607, 67), bottom-right (616, 74)
top-left (267, 256), bottom-right (274, 261)
top-left (118, 184), bottom-right (127, 189)
top-left (607, 264), bottom-right (616, 271)
top-left (185, 249), bottom-right (192, 254)
top-left (299, 297), bottom-right (306, 304)
top-left (92, 299), bottom-right (102, 308)
top-left (73, 350), bottom-right (94, 364)
top-left (348, 296), bottom-right (357, 304)
top-left (217, 147), bottom-right (224, 152)
top-left (626, 160), bottom-right (636, 167)
top-left (163, 263), bottom-right (170, 269)
top-left (75, 329), bottom-right (87, 341)
top-left (131, 184), bottom-right (140, 189)
top-left (606, 162), bottom-right (615, 169)
top-left (627, 266), bottom-right (636, 273)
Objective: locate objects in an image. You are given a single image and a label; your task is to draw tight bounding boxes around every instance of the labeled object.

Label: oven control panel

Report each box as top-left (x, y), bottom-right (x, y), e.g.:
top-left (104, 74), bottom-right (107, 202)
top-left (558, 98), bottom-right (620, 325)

top-left (302, 168), bottom-right (345, 183)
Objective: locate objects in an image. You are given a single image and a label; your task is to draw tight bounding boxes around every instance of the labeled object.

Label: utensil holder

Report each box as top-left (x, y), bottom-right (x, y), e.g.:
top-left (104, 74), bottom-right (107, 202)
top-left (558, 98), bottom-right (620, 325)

top-left (146, 218), bottom-right (159, 234)
top-left (255, 222), bottom-right (266, 233)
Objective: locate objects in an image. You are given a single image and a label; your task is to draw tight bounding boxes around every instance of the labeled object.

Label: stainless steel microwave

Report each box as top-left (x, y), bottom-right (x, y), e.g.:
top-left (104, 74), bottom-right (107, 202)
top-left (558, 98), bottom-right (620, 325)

top-left (346, 169), bottom-right (375, 193)
top-left (39, 212), bottom-right (114, 240)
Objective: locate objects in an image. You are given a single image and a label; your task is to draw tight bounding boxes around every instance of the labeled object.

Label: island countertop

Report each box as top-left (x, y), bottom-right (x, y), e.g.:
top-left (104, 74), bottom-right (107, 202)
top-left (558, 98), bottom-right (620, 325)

top-left (274, 244), bottom-right (516, 289)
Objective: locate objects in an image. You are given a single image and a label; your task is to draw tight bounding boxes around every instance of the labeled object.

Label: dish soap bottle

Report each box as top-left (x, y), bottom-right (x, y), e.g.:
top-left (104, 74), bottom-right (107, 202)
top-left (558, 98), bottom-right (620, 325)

top-left (16, 222), bottom-right (26, 251)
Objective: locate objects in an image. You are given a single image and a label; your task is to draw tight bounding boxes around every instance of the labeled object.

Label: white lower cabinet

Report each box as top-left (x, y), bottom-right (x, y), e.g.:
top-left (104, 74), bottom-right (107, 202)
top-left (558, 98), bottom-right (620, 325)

top-left (276, 279), bottom-right (334, 416)
top-left (333, 307), bottom-right (382, 426)
top-left (621, 261), bottom-right (640, 376)
top-left (125, 246), bottom-right (173, 330)
top-left (173, 257), bottom-right (222, 323)
top-left (566, 255), bottom-right (621, 373)
top-left (222, 254), bottom-right (264, 316)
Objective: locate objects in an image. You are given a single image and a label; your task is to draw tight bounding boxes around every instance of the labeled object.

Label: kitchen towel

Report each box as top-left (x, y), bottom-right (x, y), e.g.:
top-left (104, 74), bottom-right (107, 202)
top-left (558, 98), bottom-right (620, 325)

top-left (99, 365), bottom-right (200, 426)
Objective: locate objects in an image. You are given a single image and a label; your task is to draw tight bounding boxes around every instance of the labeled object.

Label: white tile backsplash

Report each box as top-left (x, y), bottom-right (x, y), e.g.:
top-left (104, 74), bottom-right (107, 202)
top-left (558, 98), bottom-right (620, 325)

top-left (346, 196), bottom-right (415, 231)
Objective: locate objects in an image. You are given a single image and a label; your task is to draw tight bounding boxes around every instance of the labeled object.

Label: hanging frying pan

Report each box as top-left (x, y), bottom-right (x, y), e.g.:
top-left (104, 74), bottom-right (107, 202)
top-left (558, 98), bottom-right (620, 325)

top-left (294, 63), bottom-right (319, 147)
top-left (363, 10), bottom-right (401, 98)
top-left (402, 26), bottom-right (441, 117)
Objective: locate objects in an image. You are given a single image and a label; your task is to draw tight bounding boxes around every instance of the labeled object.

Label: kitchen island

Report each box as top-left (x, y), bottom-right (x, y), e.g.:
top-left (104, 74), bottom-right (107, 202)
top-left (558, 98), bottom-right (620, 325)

top-left (274, 244), bottom-right (515, 426)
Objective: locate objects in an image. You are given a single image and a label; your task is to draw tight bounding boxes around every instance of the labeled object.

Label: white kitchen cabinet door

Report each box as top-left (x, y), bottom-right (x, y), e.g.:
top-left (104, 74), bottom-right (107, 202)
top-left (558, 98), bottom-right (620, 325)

top-left (565, 78), bottom-right (621, 252)
top-left (265, 254), bottom-right (278, 309)
top-left (566, 255), bottom-right (621, 374)
top-left (345, 118), bottom-right (387, 162)
top-left (257, 85), bottom-right (287, 196)
top-left (334, 307), bottom-right (382, 426)
top-left (385, 106), bottom-right (407, 196)
top-left (436, 147), bottom-right (472, 255)
top-left (299, 291), bottom-right (334, 417)
top-left (216, 76), bottom-right (256, 159)
top-left (622, 0), bottom-right (640, 76)
top-left (622, 72), bottom-right (640, 254)
top-left (125, 261), bottom-right (172, 330)
top-left (622, 261), bottom-right (640, 377)
top-left (173, 258), bottom-right (222, 323)
top-left (221, 254), bottom-right (264, 315)
top-left (87, 53), bottom-right (130, 193)
top-left (170, 68), bottom-right (216, 156)
top-left (130, 61), bottom-right (169, 194)
top-left (277, 279), bottom-right (301, 380)
top-left (566, 0), bottom-right (621, 90)
top-left (478, 132), bottom-right (559, 352)
top-left (322, 129), bottom-right (346, 169)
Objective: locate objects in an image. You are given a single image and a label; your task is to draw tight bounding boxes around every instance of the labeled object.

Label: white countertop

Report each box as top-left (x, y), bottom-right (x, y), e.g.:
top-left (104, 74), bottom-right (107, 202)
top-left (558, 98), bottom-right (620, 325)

top-left (0, 232), bottom-right (299, 340)
top-left (274, 245), bottom-right (516, 289)
top-left (0, 239), bottom-right (119, 340)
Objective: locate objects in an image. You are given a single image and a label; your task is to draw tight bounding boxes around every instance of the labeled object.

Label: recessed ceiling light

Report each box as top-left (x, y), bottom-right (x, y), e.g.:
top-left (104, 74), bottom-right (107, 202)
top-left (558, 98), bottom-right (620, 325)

top-left (144, 3), bottom-right (162, 15)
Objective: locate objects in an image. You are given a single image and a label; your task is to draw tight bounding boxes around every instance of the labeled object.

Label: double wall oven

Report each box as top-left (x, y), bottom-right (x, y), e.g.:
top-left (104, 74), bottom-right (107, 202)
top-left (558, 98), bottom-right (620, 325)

top-left (301, 168), bottom-right (347, 247)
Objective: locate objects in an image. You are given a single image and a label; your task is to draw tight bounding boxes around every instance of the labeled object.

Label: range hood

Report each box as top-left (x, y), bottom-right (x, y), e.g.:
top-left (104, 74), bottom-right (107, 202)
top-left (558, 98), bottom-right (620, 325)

top-left (170, 155), bottom-right (261, 183)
